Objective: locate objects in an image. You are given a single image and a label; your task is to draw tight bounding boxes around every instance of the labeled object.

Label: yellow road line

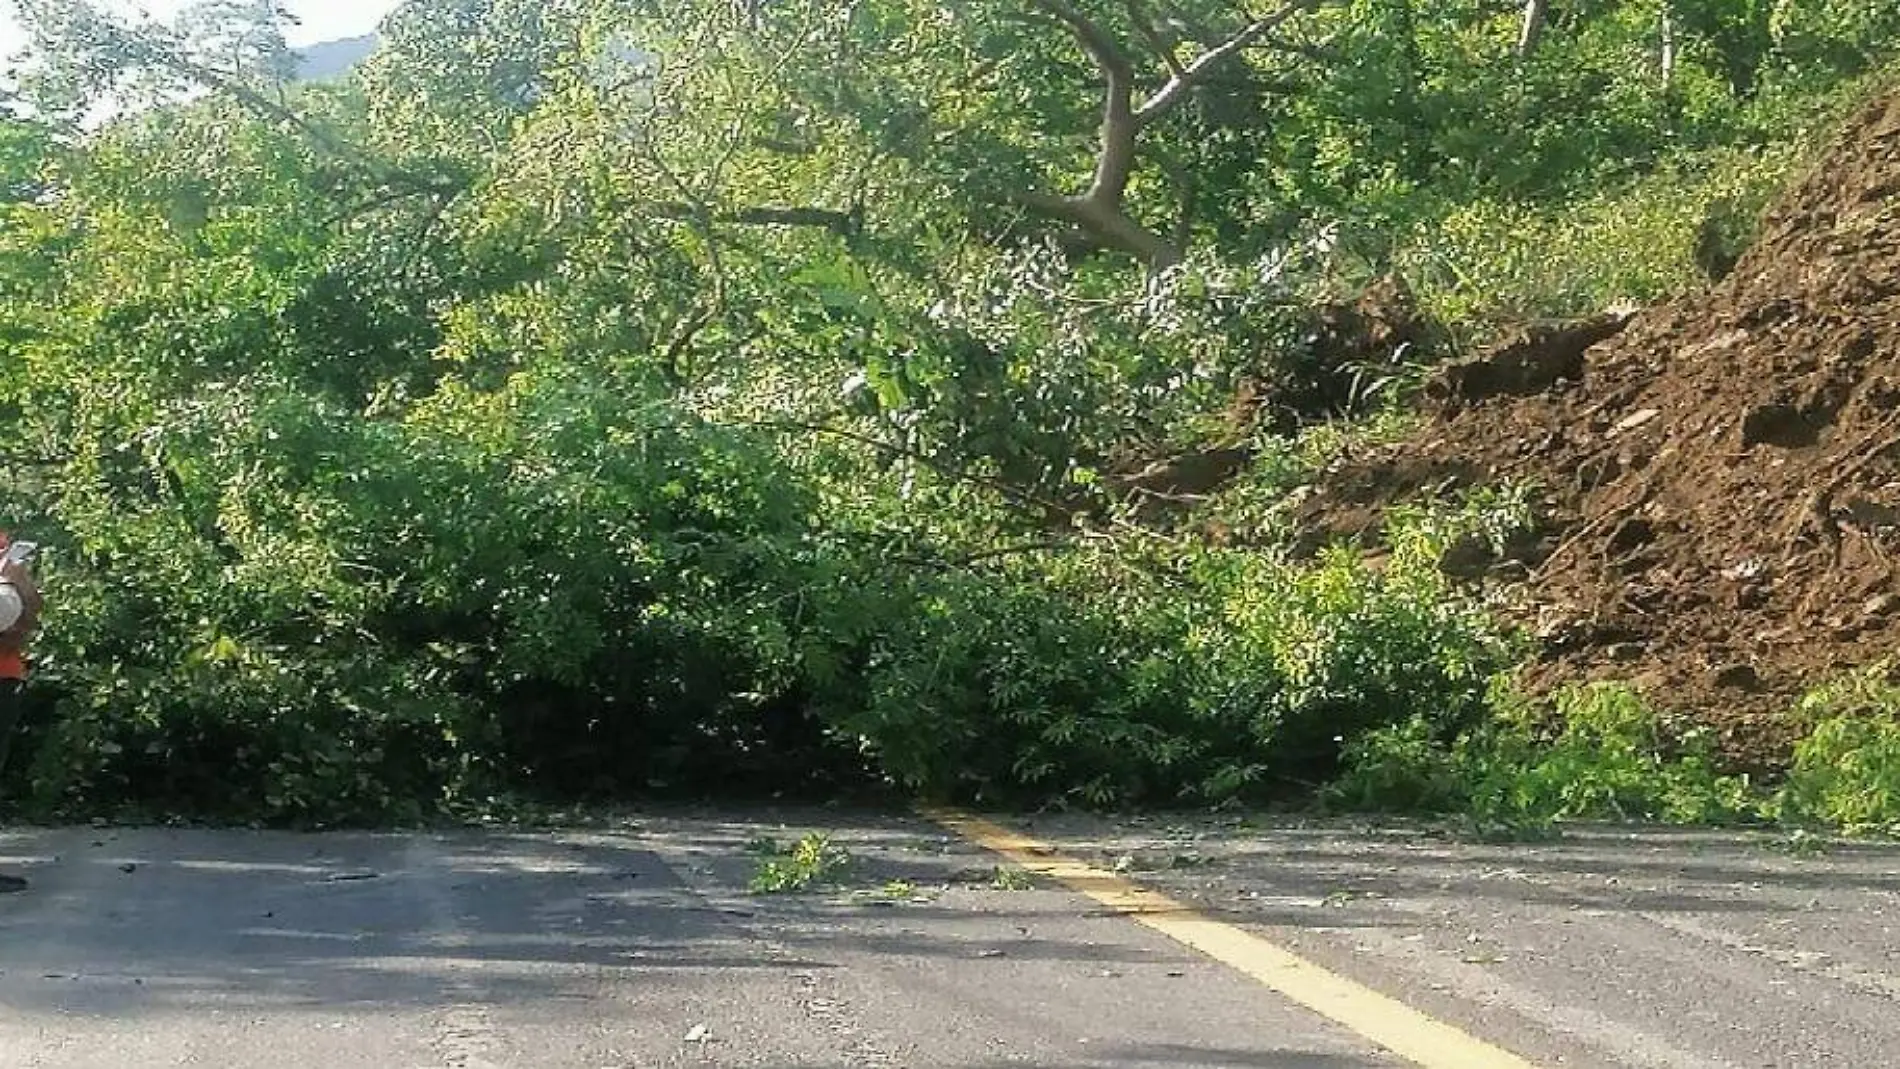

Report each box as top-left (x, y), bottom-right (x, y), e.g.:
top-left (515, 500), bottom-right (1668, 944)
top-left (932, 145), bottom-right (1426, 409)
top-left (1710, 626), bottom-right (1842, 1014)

top-left (923, 807), bottom-right (1539, 1069)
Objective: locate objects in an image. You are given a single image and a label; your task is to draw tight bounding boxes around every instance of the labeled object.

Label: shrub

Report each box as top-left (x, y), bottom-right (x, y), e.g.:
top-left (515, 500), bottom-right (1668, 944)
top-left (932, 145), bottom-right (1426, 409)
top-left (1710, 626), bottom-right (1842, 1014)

top-left (1327, 682), bottom-right (1757, 828)
top-left (1397, 142), bottom-right (1803, 336)
top-left (1774, 666), bottom-right (1900, 833)
top-left (826, 505), bottom-right (1515, 809)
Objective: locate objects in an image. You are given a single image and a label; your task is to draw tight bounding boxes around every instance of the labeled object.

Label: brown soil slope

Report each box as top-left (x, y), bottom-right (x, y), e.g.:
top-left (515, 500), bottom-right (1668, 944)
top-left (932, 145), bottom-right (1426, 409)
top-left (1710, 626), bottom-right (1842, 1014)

top-left (1304, 91), bottom-right (1900, 763)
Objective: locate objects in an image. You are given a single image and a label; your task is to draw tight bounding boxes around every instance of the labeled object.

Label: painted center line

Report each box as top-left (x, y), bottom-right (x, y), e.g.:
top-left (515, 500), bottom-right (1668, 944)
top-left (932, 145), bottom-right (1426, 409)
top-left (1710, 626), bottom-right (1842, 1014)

top-left (924, 808), bottom-right (1541, 1069)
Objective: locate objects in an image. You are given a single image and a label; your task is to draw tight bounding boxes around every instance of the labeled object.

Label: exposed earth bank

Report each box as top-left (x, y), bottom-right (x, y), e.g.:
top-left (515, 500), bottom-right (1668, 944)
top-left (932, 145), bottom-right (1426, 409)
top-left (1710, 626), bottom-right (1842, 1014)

top-left (1297, 90), bottom-right (1900, 767)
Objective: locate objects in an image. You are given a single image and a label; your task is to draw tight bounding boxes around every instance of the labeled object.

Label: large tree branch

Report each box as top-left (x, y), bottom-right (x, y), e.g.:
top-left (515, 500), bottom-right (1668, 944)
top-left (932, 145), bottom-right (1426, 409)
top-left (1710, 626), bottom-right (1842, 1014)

top-left (1012, 189), bottom-right (1180, 266)
top-left (1029, 0), bottom-right (1139, 203)
top-left (1135, 0), bottom-right (1318, 126)
top-left (1014, 1), bottom-right (1325, 268)
top-left (1016, 190), bottom-right (1085, 222)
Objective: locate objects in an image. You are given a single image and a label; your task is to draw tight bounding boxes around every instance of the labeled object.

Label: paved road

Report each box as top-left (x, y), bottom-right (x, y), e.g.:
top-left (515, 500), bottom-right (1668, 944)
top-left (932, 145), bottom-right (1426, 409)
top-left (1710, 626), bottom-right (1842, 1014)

top-left (1020, 814), bottom-right (1900, 1069)
top-left (1, 812), bottom-right (1898, 1068)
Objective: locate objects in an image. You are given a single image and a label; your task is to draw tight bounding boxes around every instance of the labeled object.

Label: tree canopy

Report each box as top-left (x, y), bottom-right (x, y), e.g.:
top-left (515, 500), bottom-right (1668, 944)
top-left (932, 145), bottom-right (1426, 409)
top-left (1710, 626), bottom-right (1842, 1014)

top-left (0, 0), bottom-right (1890, 821)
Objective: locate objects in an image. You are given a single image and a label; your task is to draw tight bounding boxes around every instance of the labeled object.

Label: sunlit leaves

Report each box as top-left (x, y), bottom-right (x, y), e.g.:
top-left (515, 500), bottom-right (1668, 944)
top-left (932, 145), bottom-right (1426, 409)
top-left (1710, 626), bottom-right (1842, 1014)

top-left (0, 0), bottom-right (1890, 822)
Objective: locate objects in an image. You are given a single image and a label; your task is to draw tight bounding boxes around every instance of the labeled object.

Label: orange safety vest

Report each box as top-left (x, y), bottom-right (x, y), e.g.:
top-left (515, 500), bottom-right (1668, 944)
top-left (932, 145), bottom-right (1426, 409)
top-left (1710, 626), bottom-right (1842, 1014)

top-left (0, 532), bottom-right (30, 681)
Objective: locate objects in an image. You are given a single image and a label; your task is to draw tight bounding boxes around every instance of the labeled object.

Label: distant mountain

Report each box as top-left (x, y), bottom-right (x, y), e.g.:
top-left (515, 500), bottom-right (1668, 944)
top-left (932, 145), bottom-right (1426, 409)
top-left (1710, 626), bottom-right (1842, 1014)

top-left (293, 34), bottom-right (378, 82)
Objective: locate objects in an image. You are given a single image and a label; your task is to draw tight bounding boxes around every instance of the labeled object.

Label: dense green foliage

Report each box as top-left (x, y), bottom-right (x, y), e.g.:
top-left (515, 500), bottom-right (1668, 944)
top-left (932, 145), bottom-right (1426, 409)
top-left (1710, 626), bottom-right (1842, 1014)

top-left (1326, 670), bottom-right (1900, 838)
top-left (1774, 667), bottom-right (1900, 832)
top-left (0, 0), bottom-right (1892, 823)
top-left (1326, 684), bottom-right (1759, 830)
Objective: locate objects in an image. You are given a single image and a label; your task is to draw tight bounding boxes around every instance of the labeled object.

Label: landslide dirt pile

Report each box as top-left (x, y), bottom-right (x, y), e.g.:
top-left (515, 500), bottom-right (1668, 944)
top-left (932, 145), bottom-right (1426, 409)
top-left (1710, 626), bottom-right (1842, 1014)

top-left (1299, 90), bottom-right (1900, 766)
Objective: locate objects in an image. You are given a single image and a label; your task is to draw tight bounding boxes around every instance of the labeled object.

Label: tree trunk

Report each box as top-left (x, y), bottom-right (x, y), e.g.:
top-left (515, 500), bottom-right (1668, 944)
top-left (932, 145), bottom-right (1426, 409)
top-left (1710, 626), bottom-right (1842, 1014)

top-left (1084, 204), bottom-right (1183, 269)
top-left (1016, 0), bottom-right (1309, 270)
top-left (1660, 6), bottom-right (1677, 93)
top-left (1517, 0), bottom-right (1549, 57)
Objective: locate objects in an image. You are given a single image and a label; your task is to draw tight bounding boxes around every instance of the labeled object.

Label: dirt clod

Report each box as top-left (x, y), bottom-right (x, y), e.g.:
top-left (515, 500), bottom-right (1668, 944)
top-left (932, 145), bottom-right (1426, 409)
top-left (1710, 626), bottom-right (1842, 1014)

top-left (1710, 664), bottom-right (1764, 692)
top-left (1425, 311), bottom-right (1633, 410)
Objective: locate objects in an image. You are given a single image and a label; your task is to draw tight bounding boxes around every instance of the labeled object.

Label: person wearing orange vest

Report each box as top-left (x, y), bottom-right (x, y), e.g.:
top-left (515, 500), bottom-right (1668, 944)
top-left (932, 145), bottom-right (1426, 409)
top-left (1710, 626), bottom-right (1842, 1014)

top-left (0, 533), bottom-right (41, 894)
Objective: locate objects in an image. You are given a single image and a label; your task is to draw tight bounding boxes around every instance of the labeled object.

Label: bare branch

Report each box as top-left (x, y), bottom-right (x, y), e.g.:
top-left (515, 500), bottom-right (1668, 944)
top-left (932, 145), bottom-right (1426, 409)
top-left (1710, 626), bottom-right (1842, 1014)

top-left (320, 181), bottom-right (445, 228)
top-left (1135, 0), bottom-right (1319, 126)
top-left (641, 144), bottom-right (728, 383)
top-left (165, 57), bottom-right (460, 198)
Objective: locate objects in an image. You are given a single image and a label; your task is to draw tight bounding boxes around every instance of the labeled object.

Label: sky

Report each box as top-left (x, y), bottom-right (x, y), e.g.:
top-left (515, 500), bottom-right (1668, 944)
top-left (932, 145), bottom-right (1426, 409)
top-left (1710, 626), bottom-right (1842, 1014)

top-left (0, 0), bottom-right (402, 59)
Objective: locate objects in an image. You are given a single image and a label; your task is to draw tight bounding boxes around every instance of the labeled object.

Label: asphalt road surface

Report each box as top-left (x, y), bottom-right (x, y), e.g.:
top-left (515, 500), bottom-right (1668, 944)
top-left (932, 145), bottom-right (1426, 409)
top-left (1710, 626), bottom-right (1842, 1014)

top-left (2, 811), bottom-right (1898, 1068)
